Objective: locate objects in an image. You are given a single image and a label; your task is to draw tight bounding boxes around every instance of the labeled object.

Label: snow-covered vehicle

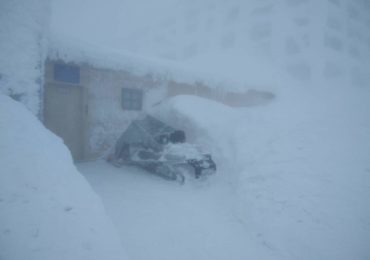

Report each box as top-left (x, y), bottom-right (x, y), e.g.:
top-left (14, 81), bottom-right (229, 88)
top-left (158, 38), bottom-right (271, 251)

top-left (109, 115), bottom-right (216, 183)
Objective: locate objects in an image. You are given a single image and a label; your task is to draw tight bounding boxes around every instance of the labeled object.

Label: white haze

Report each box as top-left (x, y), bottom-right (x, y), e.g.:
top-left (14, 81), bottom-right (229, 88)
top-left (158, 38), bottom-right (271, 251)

top-left (1, 0), bottom-right (370, 260)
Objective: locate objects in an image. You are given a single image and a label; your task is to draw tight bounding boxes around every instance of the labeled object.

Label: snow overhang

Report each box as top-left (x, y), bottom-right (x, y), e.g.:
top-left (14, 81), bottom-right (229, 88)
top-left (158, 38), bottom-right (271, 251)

top-left (47, 36), bottom-right (288, 94)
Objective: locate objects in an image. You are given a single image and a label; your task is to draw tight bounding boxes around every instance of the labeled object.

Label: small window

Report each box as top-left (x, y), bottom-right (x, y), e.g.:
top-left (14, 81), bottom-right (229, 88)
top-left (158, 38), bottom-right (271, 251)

top-left (122, 88), bottom-right (143, 110)
top-left (54, 63), bottom-right (80, 84)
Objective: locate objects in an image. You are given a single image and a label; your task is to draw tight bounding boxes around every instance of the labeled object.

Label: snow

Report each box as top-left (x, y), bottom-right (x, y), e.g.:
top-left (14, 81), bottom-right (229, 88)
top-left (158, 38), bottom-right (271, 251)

top-left (1, 0), bottom-right (370, 259)
top-left (0, 0), bottom-right (50, 115)
top-left (80, 91), bottom-right (370, 260)
top-left (50, 0), bottom-right (370, 88)
top-left (150, 95), bottom-right (244, 175)
top-left (0, 95), bottom-right (128, 260)
top-left (77, 161), bottom-right (279, 260)
top-left (233, 88), bottom-right (370, 259)
top-left (48, 35), bottom-right (285, 93)
top-left (48, 0), bottom-right (300, 93)
top-left (163, 92), bottom-right (370, 259)
top-left (161, 143), bottom-right (205, 161)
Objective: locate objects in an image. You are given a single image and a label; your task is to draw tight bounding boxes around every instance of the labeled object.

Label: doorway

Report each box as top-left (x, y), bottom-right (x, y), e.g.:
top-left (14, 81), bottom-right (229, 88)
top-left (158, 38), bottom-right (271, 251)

top-left (44, 82), bottom-right (86, 161)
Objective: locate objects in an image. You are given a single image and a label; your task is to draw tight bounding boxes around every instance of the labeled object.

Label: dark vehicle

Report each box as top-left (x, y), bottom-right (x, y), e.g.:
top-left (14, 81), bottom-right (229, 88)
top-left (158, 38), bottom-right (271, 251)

top-left (109, 115), bottom-right (216, 183)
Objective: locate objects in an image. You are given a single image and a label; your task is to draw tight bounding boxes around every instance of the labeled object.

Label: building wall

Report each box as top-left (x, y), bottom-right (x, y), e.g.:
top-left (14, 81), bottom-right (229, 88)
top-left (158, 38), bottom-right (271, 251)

top-left (45, 60), bottom-right (274, 160)
top-left (84, 66), bottom-right (165, 159)
top-left (45, 60), bottom-right (178, 159)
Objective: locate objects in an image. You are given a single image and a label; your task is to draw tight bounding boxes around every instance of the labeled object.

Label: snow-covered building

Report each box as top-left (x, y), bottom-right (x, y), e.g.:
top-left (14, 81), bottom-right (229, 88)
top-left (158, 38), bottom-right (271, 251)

top-left (0, 1), bottom-right (274, 161)
top-left (4, 0), bottom-right (369, 161)
top-left (43, 43), bottom-right (274, 161)
top-left (43, 58), bottom-right (162, 161)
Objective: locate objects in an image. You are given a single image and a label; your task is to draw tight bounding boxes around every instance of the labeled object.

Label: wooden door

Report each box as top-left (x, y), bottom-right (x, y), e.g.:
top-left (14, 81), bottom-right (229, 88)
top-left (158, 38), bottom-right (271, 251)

top-left (44, 83), bottom-right (85, 161)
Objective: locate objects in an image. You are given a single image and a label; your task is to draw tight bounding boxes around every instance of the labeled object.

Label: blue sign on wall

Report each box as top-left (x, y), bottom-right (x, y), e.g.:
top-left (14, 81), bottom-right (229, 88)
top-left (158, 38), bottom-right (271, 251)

top-left (54, 63), bottom-right (80, 84)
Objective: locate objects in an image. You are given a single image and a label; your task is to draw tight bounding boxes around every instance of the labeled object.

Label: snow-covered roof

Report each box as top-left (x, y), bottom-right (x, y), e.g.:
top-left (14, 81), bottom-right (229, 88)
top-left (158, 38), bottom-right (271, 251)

top-left (48, 35), bottom-right (290, 93)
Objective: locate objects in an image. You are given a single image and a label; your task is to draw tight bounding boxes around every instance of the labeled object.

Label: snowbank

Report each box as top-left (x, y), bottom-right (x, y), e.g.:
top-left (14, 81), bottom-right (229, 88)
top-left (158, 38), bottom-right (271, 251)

top-left (0, 95), bottom-right (128, 260)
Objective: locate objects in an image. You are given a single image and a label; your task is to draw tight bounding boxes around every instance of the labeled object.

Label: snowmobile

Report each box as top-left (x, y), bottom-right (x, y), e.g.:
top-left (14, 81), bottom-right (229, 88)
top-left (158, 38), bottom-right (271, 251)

top-left (109, 115), bottom-right (216, 184)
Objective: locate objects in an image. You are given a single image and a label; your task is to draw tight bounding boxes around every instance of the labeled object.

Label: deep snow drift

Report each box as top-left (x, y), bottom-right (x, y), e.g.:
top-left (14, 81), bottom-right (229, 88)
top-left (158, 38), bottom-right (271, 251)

top-left (148, 92), bottom-right (370, 260)
top-left (0, 95), bottom-right (127, 260)
top-left (79, 91), bottom-right (370, 260)
top-left (232, 87), bottom-right (370, 260)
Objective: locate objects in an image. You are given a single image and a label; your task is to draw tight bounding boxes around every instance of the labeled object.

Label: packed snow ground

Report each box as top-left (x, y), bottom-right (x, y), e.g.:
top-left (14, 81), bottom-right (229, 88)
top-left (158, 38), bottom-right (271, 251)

top-left (77, 162), bottom-right (277, 260)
